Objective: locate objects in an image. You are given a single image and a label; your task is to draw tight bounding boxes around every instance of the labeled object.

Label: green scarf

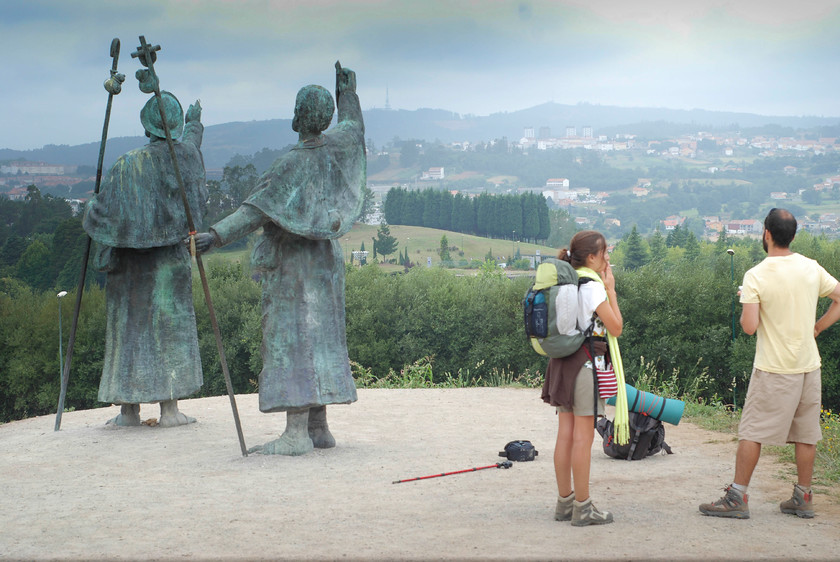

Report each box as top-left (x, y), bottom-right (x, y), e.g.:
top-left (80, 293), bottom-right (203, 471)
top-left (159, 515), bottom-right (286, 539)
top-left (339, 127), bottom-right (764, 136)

top-left (577, 267), bottom-right (630, 445)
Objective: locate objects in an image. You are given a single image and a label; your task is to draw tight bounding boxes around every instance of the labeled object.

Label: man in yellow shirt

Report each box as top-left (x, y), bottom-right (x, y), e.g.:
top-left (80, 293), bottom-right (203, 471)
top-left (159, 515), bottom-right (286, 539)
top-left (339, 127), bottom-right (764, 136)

top-left (700, 208), bottom-right (840, 519)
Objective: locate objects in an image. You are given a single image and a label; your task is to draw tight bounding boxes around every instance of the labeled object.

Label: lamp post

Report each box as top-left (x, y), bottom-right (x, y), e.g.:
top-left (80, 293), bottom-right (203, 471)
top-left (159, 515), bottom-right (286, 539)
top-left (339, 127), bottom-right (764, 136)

top-left (512, 230), bottom-right (516, 262)
top-left (57, 291), bottom-right (68, 382)
top-left (727, 249), bottom-right (735, 341)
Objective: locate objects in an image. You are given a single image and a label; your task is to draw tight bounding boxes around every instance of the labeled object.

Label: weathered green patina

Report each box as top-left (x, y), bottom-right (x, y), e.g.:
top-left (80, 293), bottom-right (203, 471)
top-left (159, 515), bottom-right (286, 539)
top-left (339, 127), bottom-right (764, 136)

top-left (83, 94), bottom-right (206, 425)
top-left (201, 64), bottom-right (364, 454)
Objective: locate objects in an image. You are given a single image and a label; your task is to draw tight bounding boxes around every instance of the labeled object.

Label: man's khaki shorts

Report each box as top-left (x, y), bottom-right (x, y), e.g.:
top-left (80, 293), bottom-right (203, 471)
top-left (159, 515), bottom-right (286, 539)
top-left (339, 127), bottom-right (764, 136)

top-left (738, 368), bottom-right (822, 446)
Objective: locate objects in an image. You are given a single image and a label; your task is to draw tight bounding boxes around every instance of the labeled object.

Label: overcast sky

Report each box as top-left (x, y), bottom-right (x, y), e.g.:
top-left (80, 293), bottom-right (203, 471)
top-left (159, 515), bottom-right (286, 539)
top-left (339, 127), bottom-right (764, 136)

top-left (3, 0), bottom-right (839, 150)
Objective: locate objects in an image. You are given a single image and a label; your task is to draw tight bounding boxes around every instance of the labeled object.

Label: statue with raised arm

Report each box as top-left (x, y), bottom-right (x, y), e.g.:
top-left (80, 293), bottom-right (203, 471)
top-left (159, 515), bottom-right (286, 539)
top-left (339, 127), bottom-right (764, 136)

top-left (195, 63), bottom-right (365, 455)
top-left (83, 92), bottom-right (206, 427)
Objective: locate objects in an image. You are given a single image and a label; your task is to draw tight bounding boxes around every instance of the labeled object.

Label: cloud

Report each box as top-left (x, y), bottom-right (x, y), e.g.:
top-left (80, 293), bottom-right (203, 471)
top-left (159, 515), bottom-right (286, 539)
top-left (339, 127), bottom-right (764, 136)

top-left (2, 0), bottom-right (839, 150)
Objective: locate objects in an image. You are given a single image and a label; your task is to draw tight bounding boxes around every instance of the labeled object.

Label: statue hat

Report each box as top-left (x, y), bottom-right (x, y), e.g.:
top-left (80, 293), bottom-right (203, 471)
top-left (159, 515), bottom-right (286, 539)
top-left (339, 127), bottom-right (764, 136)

top-left (140, 91), bottom-right (184, 139)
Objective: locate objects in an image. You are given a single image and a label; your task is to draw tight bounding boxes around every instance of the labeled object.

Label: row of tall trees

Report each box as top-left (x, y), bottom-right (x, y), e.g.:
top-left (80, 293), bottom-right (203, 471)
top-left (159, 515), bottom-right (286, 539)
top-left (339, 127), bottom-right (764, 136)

top-left (383, 187), bottom-right (550, 242)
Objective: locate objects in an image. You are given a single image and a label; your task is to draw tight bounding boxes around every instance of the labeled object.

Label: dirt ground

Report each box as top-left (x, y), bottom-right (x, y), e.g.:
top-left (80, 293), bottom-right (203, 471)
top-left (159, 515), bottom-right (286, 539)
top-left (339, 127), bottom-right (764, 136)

top-left (1, 388), bottom-right (838, 561)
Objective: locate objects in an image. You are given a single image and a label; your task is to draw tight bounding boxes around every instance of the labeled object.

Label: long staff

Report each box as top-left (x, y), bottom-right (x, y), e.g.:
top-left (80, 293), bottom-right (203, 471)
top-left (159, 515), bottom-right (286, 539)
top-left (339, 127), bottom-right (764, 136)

top-left (131, 36), bottom-right (247, 456)
top-left (55, 38), bottom-right (124, 431)
top-left (392, 461), bottom-right (512, 484)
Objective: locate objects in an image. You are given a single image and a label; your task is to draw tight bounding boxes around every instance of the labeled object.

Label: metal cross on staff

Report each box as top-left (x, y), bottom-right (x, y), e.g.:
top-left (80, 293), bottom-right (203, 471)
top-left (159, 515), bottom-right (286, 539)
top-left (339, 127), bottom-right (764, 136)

top-left (130, 35), bottom-right (248, 456)
top-left (55, 38), bottom-right (124, 432)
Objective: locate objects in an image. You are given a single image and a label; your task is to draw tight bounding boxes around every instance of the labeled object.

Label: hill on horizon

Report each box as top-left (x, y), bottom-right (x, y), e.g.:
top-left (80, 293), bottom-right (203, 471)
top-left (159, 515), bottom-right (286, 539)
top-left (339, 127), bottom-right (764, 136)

top-left (2, 101), bottom-right (839, 171)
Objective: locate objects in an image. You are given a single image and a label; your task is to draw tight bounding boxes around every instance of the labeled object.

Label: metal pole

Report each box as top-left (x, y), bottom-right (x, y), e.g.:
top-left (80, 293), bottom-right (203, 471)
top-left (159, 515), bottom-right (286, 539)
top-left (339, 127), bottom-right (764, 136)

top-left (392, 461), bottom-right (512, 484)
top-left (728, 247), bottom-right (736, 407)
top-left (55, 38), bottom-right (124, 431)
top-left (132, 36), bottom-right (247, 456)
top-left (728, 248), bottom-right (735, 342)
top-left (57, 291), bottom-right (67, 380)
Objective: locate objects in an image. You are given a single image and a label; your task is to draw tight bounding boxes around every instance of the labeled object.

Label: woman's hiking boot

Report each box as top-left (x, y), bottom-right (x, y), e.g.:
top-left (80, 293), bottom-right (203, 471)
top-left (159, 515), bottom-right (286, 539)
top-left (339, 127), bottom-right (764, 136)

top-left (699, 485), bottom-right (750, 519)
top-left (780, 484), bottom-right (814, 518)
top-left (571, 498), bottom-right (613, 526)
top-left (554, 492), bottom-right (574, 521)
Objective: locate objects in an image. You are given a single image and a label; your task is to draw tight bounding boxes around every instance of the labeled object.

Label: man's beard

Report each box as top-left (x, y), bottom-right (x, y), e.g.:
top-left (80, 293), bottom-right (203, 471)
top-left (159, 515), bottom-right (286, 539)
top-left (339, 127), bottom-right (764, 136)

top-left (762, 236), bottom-right (768, 253)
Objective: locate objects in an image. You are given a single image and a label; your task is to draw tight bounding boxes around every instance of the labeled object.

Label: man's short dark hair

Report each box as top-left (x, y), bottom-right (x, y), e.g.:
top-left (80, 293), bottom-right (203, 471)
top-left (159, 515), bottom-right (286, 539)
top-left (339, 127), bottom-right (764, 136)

top-left (764, 208), bottom-right (797, 248)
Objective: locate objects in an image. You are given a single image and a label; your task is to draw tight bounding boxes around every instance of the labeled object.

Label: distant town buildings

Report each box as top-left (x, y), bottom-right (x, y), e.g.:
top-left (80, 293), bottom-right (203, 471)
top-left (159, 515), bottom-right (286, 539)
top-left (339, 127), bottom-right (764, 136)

top-left (0, 160), bottom-right (87, 194)
top-left (545, 178), bottom-right (569, 189)
top-left (1, 161), bottom-right (74, 175)
top-left (421, 167), bottom-right (444, 180)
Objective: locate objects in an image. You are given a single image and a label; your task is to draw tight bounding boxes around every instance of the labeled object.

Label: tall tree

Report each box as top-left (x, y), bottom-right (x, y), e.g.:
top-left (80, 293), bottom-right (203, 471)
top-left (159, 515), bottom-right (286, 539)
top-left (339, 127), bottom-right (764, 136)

top-left (439, 235), bottom-right (451, 262)
top-left (404, 190), bottom-right (423, 226)
top-left (648, 227), bottom-right (667, 262)
top-left (536, 196), bottom-right (551, 242)
top-left (0, 235), bottom-right (26, 268)
top-left (623, 225), bottom-right (648, 270)
top-left (51, 218), bottom-right (85, 279)
top-left (715, 228), bottom-right (730, 254)
top-left (475, 194), bottom-right (492, 236)
top-left (359, 184), bottom-right (375, 223)
top-left (684, 231), bottom-right (701, 261)
top-left (437, 190), bottom-right (453, 231)
top-left (204, 179), bottom-right (234, 226)
top-left (374, 222), bottom-right (398, 260)
top-left (16, 240), bottom-right (53, 291)
top-left (546, 208), bottom-right (575, 248)
top-left (521, 193), bottom-right (540, 242)
top-left (666, 224), bottom-right (687, 248)
top-left (222, 164), bottom-right (258, 206)
top-left (383, 187), bottom-right (404, 225)
top-left (422, 190), bottom-right (440, 228)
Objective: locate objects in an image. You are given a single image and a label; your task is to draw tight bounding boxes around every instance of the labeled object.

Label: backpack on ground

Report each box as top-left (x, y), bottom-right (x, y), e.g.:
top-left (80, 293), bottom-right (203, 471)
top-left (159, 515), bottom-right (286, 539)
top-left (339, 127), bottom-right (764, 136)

top-left (596, 411), bottom-right (673, 460)
top-left (523, 258), bottom-right (592, 358)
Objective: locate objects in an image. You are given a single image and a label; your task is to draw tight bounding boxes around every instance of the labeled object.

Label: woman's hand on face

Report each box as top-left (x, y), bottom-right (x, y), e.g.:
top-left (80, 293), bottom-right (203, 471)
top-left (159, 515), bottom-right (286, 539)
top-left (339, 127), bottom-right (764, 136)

top-left (601, 260), bottom-right (616, 292)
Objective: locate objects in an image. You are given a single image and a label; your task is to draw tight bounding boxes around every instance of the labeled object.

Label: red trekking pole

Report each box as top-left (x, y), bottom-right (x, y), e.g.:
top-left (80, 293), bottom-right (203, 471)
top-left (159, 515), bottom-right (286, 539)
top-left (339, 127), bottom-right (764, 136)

top-left (392, 461), bottom-right (513, 484)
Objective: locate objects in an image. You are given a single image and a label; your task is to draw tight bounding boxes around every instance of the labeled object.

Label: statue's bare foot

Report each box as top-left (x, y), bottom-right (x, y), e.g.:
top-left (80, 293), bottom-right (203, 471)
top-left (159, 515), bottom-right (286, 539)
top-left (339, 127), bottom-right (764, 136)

top-left (158, 399), bottom-right (196, 428)
top-left (106, 404), bottom-right (141, 426)
top-left (158, 411), bottom-right (196, 427)
top-left (251, 434), bottom-right (314, 456)
top-left (308, 405), bottom-right (336, 448)
top-left (249, 408), bottom-right (313, 455)
top-left (308, 423), bottom-right (336, 448)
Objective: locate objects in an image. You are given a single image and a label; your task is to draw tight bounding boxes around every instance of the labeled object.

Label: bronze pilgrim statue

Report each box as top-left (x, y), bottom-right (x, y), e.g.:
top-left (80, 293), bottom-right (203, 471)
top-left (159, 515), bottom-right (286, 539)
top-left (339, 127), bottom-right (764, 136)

top-left (194, 63), bottom-right (365, 455)
top-left (83, 91), bottom-right (206, 427)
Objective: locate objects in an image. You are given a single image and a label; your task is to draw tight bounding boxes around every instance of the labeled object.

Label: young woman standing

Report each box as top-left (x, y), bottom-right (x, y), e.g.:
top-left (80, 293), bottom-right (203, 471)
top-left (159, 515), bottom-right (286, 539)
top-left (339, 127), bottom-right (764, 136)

top-left (541, 230), bottom-right (625, 526)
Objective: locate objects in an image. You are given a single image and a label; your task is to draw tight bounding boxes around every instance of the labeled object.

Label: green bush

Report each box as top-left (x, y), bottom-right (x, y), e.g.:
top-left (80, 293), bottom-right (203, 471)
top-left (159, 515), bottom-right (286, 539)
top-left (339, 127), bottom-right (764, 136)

top-left (616, 259), bottom-right (749, 403)
top-left (344, 265), bottom-right (543, 383)
top-left (192, 260), bottom-right (262, 397)
top-left (6, 232), bottom-right (840, 423)
top-left (0, 280), bottom-right (105, 421)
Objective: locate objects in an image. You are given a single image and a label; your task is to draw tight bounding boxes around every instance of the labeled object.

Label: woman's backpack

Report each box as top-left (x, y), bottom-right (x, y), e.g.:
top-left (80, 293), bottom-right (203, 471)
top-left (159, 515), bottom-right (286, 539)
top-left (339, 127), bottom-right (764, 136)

top-left (596, 412), bottom-right (673, 460)
top-left (523, 258), bottom-right (592, 358)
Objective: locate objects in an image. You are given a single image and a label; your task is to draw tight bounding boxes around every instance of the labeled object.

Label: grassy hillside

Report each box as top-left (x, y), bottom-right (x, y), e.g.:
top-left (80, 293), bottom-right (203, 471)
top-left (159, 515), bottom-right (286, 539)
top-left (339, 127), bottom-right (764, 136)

top-left (345, 223), bottom-right (555, 264)
top-left (202, 223), bottom-right (558, 270)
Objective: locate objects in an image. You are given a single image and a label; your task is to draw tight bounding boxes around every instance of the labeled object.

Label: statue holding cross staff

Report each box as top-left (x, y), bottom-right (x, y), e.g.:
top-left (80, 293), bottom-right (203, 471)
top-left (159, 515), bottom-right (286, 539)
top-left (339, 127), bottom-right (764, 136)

top-left (82, 40), bottom-right (208, 428)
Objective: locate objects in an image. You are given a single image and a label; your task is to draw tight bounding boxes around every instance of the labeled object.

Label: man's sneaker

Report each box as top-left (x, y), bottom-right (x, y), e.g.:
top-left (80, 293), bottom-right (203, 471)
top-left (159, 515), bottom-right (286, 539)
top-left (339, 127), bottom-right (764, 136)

top-left (780, 484), bottom-right (814, 518)
top-left (699, 486), bottom-right (750, 519)
top-left (554, 492), bottom-right (574, 521)
top-left (571, 498), bottom-right (614, 526)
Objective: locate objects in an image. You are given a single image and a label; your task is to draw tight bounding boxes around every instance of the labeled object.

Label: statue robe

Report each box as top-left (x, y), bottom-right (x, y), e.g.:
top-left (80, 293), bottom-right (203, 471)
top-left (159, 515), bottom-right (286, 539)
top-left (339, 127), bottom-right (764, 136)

top-left (211, 91), bottom-right (365, 412)
top-left (83, 122), bottom-right (206, 404)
